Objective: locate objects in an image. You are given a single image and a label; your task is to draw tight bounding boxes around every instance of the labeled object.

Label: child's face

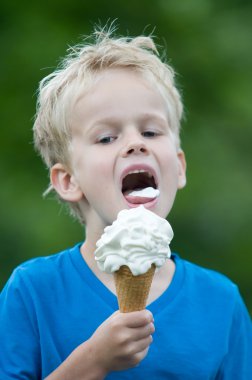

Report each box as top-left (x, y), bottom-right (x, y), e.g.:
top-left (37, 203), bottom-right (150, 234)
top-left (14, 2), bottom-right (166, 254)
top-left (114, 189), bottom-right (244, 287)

top-left (68, 68), bottom-right (186, 228)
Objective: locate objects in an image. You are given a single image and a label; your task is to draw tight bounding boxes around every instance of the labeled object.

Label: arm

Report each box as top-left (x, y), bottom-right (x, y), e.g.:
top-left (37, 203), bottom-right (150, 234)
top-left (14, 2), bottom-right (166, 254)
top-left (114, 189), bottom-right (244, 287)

top-left (216, 290), bottom-right (252, 379)
top-left (0, 277), bottom-right (41, 379)
top-left (45, 310), bottom-right (155, 380)
top-left (1, 275), bottom-right (154, 380)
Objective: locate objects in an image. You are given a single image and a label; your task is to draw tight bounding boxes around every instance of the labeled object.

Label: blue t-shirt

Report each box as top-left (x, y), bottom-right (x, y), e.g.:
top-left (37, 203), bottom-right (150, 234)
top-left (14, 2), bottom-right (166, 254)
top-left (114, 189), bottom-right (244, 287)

top-left (0, 243), bottom-right (251, 379)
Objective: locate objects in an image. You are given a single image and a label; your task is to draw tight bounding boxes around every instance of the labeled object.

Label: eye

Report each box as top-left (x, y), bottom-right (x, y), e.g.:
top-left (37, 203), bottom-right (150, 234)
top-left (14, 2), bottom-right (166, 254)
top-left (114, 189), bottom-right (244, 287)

top-left (142, 130), bottom-right (158, 138)
top-left (97, 135), bottom-right (117, 144)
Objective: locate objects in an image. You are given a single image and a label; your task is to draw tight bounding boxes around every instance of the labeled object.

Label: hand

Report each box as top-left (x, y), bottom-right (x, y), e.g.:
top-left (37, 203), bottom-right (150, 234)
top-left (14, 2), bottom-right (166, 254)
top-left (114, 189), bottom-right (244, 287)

top-left (45, 310), bottom-right (154, 380)
top-left (87, 310), bottom-right (155, 374)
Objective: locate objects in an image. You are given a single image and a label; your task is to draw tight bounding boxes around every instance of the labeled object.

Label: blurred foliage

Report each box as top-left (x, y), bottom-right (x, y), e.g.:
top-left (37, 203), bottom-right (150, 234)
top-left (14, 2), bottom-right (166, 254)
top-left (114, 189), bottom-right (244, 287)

top-left (0, 0), bottom-right (251, 314)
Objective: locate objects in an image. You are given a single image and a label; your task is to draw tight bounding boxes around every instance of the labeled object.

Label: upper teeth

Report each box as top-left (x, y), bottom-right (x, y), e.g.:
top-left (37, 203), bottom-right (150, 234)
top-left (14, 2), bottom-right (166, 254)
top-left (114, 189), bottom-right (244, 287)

top-left (127, 170), bottom-right (152, 177)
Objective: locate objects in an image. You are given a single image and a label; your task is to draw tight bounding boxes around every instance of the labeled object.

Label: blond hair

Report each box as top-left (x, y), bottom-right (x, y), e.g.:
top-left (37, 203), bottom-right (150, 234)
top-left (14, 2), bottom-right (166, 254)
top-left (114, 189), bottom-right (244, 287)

top-left (33, 26), bottom-right (183, 223)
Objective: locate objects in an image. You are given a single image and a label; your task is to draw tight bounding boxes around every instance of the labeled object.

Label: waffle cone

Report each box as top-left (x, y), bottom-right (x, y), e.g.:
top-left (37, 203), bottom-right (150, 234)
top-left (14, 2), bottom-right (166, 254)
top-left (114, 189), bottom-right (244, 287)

top-left (114, 264), bottom-right (155, 312)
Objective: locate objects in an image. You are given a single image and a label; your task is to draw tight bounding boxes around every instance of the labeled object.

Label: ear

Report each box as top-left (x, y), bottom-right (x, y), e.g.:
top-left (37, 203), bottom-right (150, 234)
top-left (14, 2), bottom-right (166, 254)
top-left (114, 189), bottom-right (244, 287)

top-left (177, 149), bottom-right (187, 189)
top-left (50, 163), bottom-right (83, 202)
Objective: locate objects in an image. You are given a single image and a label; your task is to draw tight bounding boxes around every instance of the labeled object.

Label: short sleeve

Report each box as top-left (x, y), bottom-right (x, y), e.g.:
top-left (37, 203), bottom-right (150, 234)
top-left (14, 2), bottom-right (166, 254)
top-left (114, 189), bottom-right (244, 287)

top-left (216, 289), bottom-right (252, 379)
top-left (0, 269), bottom-right (41, 379)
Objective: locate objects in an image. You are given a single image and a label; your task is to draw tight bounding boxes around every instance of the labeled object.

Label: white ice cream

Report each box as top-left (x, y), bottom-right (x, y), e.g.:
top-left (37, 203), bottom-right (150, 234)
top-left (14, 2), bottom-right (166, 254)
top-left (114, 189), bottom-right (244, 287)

top-left (128, 187), bottom-right (160, 198)
top-left (95, 205), bottom-right (174, 275)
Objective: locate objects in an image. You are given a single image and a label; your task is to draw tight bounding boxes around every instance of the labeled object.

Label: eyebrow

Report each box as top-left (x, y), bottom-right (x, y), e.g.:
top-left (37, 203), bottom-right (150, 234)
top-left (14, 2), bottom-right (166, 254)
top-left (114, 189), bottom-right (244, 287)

top-left (91, 113), bottom-right (168, 128)
top-left (138, 113), bottom-right (168, 125)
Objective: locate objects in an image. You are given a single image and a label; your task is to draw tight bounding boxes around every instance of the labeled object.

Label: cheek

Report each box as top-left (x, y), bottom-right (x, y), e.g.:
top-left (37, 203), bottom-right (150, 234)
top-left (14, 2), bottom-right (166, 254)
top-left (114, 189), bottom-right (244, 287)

top-left (93, 160), bottom-right (113, 181)
top-left (161, 148), bottom-right (179, 170)
top-left (161, 152), bottom-right (181, 186)
top-left (74, 146), bottom-right (111, 176)
top-left (84, 155), bottom-right (113, 190)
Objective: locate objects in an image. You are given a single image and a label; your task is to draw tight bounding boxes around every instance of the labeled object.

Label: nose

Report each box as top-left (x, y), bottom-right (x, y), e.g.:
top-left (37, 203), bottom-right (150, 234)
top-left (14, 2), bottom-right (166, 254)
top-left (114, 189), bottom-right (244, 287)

top-left (121, 139), bottom-right (149, 158)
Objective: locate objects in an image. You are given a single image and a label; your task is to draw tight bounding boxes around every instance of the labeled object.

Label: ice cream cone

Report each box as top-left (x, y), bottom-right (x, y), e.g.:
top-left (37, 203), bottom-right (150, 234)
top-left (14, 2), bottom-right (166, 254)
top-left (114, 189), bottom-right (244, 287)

top-left (114, 264), bottom-right (155, 312)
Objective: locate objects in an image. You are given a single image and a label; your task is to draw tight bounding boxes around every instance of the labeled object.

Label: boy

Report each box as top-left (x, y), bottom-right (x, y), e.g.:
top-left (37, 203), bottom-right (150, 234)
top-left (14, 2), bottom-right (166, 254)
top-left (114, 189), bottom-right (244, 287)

top-left (0, 27), bottom-right (251, 379)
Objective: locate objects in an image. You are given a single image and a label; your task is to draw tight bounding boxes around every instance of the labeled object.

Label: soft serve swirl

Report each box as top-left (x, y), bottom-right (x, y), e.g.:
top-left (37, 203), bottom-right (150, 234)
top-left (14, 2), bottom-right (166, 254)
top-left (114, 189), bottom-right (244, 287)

top-left (95, 205), bottom-right (174, 275)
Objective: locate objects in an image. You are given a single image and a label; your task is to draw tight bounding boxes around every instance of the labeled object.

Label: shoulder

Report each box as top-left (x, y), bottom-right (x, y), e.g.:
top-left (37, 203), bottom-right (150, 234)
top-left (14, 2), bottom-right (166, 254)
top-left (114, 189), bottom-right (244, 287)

top-left (3, 243), bottom-right (81, 294)
top-left (173, 254), bottom-right (241, 307)
top-left (172, 255), bottom-right (252, 334)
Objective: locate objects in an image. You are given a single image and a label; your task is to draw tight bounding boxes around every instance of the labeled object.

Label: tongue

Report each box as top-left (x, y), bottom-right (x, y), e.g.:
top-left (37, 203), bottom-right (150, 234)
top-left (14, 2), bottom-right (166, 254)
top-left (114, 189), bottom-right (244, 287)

top-left (124, 187), bottom-right (160, 204)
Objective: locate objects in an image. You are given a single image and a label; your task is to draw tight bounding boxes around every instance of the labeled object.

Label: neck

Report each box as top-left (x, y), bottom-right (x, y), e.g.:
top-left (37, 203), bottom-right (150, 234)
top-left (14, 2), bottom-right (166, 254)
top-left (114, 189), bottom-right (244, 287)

top-left (80, 236), bottom-right (175, 303)
top-left (80, 217), bottom-right (176, 303)
top-left (80, 238), bottom-right (117, 294)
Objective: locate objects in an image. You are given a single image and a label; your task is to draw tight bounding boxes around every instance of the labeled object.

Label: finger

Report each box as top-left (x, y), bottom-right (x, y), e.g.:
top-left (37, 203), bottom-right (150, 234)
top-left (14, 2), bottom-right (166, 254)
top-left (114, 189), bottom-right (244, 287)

top-left (135, 346), bottom-right (150, 364)
top-left (134, 335), bottom-right (153, 353)
top-left (122, 310), bottom-right (154, 328)
top-left (123, 335), bottom-right (153, 361)
top-left (132, 322), bottom-right (155, 341)
top-left (129, 340), bottom-right (152, 365)
top-left (122, 346), bottom-right (150, 369)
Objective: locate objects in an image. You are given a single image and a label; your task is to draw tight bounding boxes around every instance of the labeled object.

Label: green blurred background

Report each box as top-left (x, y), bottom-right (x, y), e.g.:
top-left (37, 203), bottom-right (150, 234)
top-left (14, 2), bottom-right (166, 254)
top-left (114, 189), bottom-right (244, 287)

top-left (1, 0), bottom-right (251, 314)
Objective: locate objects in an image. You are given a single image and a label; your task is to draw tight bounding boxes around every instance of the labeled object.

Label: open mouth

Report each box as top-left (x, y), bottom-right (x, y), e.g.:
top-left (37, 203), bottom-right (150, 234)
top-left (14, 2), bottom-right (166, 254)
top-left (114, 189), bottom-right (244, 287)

top-left (122, 170), bottom-right (157, 196)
